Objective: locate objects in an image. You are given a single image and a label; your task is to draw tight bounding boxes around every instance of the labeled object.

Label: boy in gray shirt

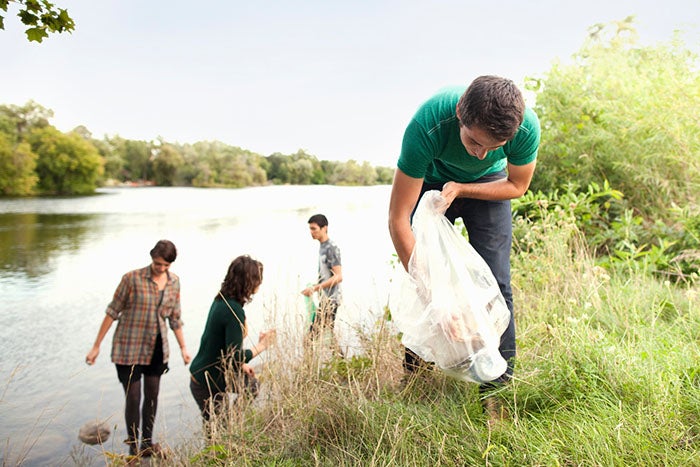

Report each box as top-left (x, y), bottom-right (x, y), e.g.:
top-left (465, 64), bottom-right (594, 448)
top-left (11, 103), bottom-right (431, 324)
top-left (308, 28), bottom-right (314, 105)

top-left (301, 214), bottom-right (343, 337)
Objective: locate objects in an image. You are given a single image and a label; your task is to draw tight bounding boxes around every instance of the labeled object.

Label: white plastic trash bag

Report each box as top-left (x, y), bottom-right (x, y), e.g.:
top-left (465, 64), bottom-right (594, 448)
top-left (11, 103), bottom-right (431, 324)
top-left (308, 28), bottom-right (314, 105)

top-left (393, 190), bottom-right (510, 383)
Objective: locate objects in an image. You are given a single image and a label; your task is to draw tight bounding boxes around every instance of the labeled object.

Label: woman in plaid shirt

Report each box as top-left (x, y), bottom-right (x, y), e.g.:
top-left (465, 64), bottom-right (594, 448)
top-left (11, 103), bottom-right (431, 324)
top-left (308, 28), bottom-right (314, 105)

top-left (85, 239), bottom-right (191, 458)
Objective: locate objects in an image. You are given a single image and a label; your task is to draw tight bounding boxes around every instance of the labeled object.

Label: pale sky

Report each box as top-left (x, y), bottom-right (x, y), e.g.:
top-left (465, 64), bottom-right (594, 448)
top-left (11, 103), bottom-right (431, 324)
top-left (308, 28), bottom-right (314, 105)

top-left (2, 0), bottom-right (698, 167)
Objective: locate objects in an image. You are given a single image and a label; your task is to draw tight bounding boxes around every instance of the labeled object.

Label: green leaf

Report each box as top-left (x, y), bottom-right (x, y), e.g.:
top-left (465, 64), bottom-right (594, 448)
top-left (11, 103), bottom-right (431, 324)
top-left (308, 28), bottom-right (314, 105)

top-left (18, 10), bottom-right (39, 26)
top-left (24, 0), bottom-right (42, 13)
top-left (26, 26), bottom-right (48, 42)
top-left (57, 9), bottom-right (74, 31)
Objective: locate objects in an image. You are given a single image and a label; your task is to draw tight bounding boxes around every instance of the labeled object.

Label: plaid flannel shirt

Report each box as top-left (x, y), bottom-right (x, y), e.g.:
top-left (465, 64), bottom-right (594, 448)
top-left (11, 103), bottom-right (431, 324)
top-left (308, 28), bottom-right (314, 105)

top-left (106, 265), bottom-right (183, 365)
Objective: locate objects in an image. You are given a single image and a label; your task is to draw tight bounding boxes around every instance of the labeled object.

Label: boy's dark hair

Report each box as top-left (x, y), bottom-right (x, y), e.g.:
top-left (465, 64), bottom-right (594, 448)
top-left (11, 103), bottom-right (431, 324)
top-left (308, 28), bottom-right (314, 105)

top-left (219, 255), bottom-right (263, 305)
top-left (308, 214), bottom-right (328, 228)
top-left (456, 75), bottom-right (525, 141)
top-left (150, 239), bottom-right (177, 263)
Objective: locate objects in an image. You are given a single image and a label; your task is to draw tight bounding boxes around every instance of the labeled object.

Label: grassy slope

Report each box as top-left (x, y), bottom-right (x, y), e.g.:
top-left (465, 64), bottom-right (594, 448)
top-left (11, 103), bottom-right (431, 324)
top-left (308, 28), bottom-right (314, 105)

top-left (162, 222), bottom-right (699, 466)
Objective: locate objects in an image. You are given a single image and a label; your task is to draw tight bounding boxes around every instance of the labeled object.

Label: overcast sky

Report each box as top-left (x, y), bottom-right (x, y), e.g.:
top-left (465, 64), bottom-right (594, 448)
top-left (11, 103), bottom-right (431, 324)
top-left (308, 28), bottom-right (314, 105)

top-left (2, 0), bottom-right (698, 166)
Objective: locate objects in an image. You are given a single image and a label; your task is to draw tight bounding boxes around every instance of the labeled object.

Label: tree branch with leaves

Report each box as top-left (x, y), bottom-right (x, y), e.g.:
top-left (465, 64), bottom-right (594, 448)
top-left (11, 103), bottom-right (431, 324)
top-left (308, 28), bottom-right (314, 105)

top-left (0, 0), bottom-right (75, 42)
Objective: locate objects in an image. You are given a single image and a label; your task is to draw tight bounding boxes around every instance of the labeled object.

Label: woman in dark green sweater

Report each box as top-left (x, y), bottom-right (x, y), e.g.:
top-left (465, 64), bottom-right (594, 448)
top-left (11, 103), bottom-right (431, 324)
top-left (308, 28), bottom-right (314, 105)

top-left (189, 255), bottom-right (276, 420)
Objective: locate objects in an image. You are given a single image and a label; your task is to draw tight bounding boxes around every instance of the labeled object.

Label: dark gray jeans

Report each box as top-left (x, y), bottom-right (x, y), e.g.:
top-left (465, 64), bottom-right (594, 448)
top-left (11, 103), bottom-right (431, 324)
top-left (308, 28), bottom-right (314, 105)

top-left (190, 373), bottom-right (260, 422)
top-left (403, 171), bottom-right (516, 389)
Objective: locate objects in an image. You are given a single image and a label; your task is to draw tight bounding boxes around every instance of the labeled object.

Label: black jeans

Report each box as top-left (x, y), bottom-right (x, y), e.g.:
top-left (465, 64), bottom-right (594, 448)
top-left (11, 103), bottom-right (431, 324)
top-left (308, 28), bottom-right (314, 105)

top-left (189, 378), bottom-right (224, 422)
top-left (190, 374), bottom-right (260, 421)
top-left (404, 172), bottom-right (516, 388)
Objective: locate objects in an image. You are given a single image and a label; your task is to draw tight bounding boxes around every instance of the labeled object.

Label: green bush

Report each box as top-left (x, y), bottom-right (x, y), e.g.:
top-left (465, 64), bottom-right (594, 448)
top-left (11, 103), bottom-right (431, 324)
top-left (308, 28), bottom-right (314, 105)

top-left (527, 17), bottom-right (700, 220)
top-left (513, 182), bottom-right (699, 284)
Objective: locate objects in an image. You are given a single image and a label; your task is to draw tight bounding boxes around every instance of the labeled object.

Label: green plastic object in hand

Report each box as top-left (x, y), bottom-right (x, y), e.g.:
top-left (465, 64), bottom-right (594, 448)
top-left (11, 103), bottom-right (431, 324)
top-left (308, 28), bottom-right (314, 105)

top-left (304, 284), bottom-right (317, 324)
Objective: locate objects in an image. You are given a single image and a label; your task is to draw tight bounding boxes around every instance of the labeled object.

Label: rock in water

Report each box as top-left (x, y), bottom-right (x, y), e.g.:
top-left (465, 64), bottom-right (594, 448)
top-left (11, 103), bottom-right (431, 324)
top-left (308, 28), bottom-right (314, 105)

top-left (78, 420), bottom-right (111, 445)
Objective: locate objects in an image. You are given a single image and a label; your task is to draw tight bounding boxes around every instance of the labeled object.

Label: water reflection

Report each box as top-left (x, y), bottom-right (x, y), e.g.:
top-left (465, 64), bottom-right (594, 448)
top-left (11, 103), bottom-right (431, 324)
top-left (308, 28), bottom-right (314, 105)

top-left (0, 213), bottom-right (93, 277)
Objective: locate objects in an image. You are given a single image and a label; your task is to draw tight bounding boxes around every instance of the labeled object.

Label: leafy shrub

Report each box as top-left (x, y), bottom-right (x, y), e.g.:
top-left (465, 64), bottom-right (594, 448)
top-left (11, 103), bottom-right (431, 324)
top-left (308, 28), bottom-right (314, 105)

top-left (527, 18), bottom-right (700, 220)
top-left (513, 182), bottom-right (699, 283)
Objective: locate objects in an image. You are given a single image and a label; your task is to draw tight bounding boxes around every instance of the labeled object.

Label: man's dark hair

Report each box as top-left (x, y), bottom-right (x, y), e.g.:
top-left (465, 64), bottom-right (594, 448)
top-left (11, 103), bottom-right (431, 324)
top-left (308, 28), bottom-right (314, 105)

top-left (219, 255), bottom-right (263, 305)
top-left (456, 75), bottom-right (525, 141)
top-left (308, 214), bottom-right (328, 228)
top-left (150, 239), bottom-right (177, 263)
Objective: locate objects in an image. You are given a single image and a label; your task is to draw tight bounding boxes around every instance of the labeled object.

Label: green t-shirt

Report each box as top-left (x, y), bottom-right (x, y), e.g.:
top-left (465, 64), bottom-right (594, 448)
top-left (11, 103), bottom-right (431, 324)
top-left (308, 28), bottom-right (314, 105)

top-left (397, 85), bottom-right (541, 184)
top-left (189, 296), bottom-right (253, 390)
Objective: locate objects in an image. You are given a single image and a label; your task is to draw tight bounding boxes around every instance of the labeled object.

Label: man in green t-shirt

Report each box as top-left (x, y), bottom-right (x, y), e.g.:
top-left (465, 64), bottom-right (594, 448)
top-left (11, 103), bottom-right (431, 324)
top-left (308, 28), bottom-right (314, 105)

top-left (388, 75), bottom-right (541, 425)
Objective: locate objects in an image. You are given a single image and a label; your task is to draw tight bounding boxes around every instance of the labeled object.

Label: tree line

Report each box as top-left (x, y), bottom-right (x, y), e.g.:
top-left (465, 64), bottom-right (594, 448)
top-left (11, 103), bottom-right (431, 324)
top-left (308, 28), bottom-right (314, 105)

top-left (3, 16), bottom-right (698, 216)
top-left (0, 102), bottom-right (395, 196)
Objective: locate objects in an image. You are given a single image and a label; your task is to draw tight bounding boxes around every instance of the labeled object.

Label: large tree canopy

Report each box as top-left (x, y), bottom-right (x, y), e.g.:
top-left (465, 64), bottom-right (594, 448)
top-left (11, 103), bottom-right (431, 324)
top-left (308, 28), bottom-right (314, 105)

top-left (0, 134), bottom-right (37, 195)
top-left (30, 126), bottom-right (104, 195)
top-left (0, 0), bottom-right (74, 42)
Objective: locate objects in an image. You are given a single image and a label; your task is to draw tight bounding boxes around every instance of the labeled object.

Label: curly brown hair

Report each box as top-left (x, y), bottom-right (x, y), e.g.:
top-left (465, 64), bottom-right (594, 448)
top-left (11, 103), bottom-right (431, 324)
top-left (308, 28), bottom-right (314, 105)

top-left (218, 255), bottom-right (263, 305)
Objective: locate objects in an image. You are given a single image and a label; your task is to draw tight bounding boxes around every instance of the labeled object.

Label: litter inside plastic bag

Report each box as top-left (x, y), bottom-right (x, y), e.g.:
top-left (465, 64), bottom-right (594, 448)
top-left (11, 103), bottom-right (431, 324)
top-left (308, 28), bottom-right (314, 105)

top-left (392, 190), bottom-right (511, 383)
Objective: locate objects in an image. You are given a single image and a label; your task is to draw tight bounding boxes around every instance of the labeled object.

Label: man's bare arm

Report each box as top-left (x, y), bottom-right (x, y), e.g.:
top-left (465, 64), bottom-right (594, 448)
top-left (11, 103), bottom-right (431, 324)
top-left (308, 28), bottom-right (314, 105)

top-left (388, 169), bottom-right (424, 271)
top-left (440, 161), bottom-right (536, 204)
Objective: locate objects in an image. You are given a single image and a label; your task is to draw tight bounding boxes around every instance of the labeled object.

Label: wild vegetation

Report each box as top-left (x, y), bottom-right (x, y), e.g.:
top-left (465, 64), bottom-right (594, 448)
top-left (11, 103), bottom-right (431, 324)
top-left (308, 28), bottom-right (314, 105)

top-left (78, 183), bottom-right (698, 465)
top-left (151, 18), bottom-right (698, 466)
top-left (11, 16), bottom-right (700, 465)
top-left (527, 17), bottom-right (700, 219)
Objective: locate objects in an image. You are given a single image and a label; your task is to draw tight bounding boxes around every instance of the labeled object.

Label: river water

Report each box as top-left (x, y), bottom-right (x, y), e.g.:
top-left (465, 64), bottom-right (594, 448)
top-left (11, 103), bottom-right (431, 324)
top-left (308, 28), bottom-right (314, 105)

top-left (0, 185), bottom-right (398, 465)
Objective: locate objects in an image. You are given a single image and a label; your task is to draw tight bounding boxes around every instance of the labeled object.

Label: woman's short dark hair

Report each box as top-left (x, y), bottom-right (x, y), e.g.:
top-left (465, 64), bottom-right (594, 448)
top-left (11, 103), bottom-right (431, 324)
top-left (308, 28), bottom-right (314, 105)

top-left (150, 239), bottom-right (177, 263)
top-left (456, 75), bottom-right (525, 141)
top-left (219, 255), bottom-right (263, 305)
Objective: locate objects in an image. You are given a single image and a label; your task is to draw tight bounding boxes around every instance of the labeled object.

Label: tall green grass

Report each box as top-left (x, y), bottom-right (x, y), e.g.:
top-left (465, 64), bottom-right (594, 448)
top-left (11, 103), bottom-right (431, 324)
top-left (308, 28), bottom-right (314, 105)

top-left (156, 216), bottom-right (698, 466)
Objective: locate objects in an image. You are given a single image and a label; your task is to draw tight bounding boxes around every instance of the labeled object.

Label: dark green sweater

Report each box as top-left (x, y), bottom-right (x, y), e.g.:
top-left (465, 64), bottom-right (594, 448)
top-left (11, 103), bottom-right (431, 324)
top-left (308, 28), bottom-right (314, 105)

top-left (189, 296), bottom-right (253, 391)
